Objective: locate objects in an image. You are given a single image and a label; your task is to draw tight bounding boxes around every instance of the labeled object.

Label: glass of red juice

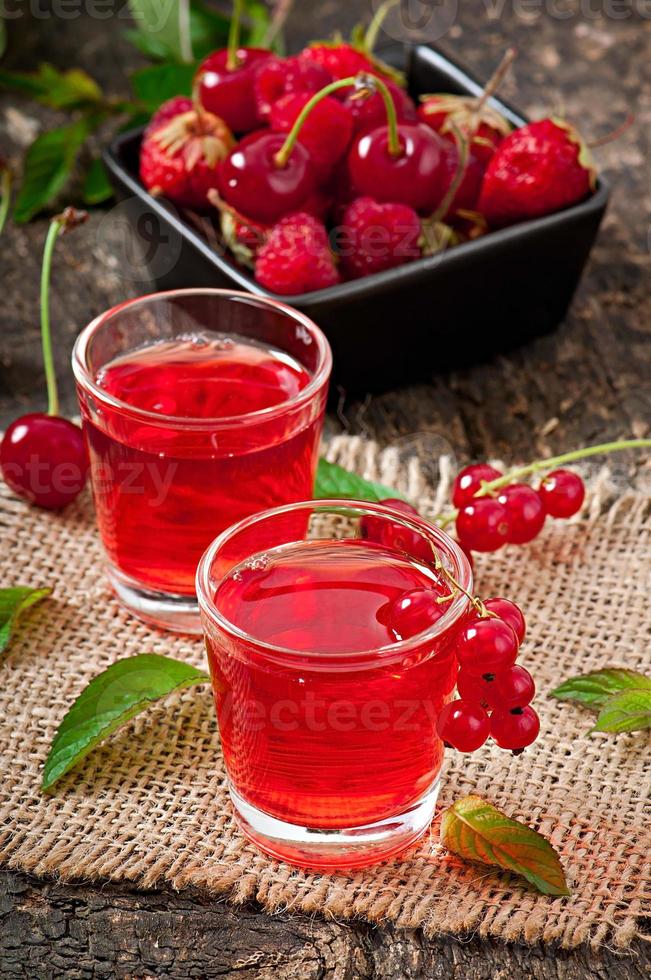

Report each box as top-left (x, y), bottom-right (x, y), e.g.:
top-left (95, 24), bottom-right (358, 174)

top-left (72, 289), bottom-right (331, 633)
top-left (196, 499), bottom-right (473, 870)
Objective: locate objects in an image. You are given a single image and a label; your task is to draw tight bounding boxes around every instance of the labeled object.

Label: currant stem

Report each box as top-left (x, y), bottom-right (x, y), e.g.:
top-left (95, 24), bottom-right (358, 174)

top-left (0, 165), bottom-right (11, 237)
top-left (226, 0), bottom-right (244, 71)
top-left (434, 438), bottom-right (651, 528)
top-left (364, 0), bottom-right (400, 54)
top-left (40, 219), bottom-right (65, 417)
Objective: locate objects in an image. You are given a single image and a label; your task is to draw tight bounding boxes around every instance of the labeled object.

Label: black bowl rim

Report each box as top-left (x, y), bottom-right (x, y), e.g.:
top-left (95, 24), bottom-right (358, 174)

top-left (102, 42), bottom-right (610, 308)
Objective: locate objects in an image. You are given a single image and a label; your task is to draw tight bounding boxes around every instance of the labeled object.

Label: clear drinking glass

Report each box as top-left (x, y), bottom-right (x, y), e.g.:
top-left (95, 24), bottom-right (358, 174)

top-left (196, 499), bottom-right (473, 870)
top-left (73, 289), bottom-right (331, 633)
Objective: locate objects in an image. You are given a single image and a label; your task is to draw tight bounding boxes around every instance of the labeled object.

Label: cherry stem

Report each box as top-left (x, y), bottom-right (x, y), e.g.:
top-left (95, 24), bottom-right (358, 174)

top-left (364, 0), bottom-right (400, 54)
top-left (226, 0), bottom-right (243, 71)
top-left (432, 552), bottom-right (489, 619)
top-left (274, 72), bottom-right (400, 168)
top-left (263, 0), bottom-right (294, 47)
top-left (473, 48), bottom-right (516, 117)
top-left (40, 219), bottom-right (64, 417)
top-left (434, 438), bottom-right (651, 528)
top-left (587, 113), bottom-right (635, 149)
top-left (178, 0), bottom-right (193, 64)
top-left (430, 122), bottom-right (469, 223)
top-left (0, 165), bottom-right (11, 237)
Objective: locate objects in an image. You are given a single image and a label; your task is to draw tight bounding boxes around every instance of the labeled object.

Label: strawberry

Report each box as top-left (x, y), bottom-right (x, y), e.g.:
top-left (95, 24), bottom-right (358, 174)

top-left (145, 96), bottom-right (194, 135)
top-left (477, 118), bottom-right (597, 228)
top-left (269, 92), bottom-right (354, 178)
top-left (339, 196), bottom-right (421, 279)
top-left (253, 55), bottom-right (333, 121)
top-left (418, 95), bottom-right (510, 164)
top-left (255, 213), bottom-right (340, 295)
top-left (139, 103), bottom-right (234, 209)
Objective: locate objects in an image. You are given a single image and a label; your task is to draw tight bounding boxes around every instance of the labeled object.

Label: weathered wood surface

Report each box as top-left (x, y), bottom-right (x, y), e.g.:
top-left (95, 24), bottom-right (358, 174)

top-left (1, 2), bottom-right (649, 977)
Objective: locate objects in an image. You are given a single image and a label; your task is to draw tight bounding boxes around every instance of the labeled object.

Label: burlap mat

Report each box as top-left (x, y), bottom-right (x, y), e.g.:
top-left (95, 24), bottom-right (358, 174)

top-left (0, 435), bottom-right (649, 950)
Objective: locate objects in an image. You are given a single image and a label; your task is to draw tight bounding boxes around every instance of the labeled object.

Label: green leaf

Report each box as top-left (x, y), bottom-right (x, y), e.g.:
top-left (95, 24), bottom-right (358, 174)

top-left (124, 27), bottom-right (173, 61)
top-left (42, 653), bottom-right (210, 791)
top-left (441, 795), bottom-right (570, 897)
top-left (314, 458), bottom-right (407, 503)
top-left (550, 668), bottom-right (651, 709)
top-left (0, 587), bottom-right (52, 660)
top-left (245, 1), bottom-right (271, 45)
top-left (591, 689), bottom-right (651, 734)
top-left (0, 64), bottom-right (102, 109)
top-left (128, 0), bottom-right (190, 62)
top-left (14, 117), bottom-right (97, 224)
top-left (83, 157), bottom-right (114, 206)
top-left (130, 61), bottom-right (197, 109)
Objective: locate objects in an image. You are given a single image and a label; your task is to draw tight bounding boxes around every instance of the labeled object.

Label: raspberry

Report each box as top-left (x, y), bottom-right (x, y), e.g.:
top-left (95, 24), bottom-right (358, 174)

top-left (436, 699), bottom-right (490, 752)
top-left (270, 92), bottom-right (354, 177)
top-left (254, 55), bottom-right (333, 120)
top-left (254, 213), bottom-right (340, 295)
top-left (139, 105), bottom-right (234, 209)
top-left (338, 197), bottom-right (422, 279)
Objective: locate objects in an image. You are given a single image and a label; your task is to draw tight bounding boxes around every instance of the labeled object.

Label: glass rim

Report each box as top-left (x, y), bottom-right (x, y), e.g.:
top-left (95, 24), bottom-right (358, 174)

top-left (71, 288), bottom-right (332, 431)
top-left (196, 498), bottom-right (473, 662)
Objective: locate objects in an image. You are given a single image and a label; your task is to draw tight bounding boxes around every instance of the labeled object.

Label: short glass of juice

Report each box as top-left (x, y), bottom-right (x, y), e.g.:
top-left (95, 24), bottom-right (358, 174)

top-left (196, 499), bottom-right (473, 870)
top-left (73, 289), bottom-right (331, 633)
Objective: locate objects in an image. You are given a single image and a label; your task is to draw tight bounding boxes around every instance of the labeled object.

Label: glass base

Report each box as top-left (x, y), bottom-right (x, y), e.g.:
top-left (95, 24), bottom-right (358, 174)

top-left (106, 563), bottom-right (202, 635)
top-left (230, 779), bottom-right (441, 871)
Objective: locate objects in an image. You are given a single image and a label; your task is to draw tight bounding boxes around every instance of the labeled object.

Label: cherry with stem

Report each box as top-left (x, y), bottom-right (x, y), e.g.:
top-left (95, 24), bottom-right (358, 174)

top-left (0, 208), bottom-right (89, 510)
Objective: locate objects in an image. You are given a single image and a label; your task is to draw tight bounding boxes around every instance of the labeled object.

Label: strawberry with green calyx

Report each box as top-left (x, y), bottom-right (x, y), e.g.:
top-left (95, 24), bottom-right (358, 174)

top-left (477, 117), bottom-right (598, 228)
top-left (0, 208), bottom-right (89, 510)
top-left (207, 188), bottom-right (271, 268)
top-left (300, 0), bottom-right (406, 87)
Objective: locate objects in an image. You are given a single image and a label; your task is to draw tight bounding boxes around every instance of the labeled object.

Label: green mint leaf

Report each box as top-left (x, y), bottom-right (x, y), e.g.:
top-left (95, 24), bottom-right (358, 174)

top-left (42, 653), bottom-right (210, 792)
top-left (0, 587), bottom-right (52, 659)
top-left (314, 458), bottom-right (408, 503)
top-left (0, 64), bottom-right (102, 109)
top-left (14, 117), bottom-right (98, 224)
top-left (83, 157), bottom-right (114, 205)
top-left (441, 795), bottom-right (570, 897)
top-left (130, 62), bottom-right (197, 109)
top-left (550, 668), bottom-right (651, 708)
top-left (591, 689), bottom-right (651, 734)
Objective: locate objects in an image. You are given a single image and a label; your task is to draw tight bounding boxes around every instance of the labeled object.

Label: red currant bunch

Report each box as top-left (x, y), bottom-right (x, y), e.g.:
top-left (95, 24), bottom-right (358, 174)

top-left (453, 462), bottom-right (585, 556)
top-left (437, 596), bottom-right (540, 755)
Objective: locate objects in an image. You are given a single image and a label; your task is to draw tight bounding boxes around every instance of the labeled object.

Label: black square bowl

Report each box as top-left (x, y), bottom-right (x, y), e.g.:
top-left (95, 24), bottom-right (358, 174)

top-left (103, 43), bottom-right (609, 395)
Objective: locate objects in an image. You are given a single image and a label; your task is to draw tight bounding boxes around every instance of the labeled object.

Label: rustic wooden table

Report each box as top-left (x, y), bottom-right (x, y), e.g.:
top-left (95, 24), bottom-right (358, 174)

top-left (1, 3), bottom-right (649, 977)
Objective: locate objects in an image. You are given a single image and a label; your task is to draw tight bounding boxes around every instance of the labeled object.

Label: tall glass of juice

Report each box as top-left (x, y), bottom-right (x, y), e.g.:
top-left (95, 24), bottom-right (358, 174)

top-left (196, 500), bottom-right (472, 870)
top-left (73, 289), bottom-right (331, 633)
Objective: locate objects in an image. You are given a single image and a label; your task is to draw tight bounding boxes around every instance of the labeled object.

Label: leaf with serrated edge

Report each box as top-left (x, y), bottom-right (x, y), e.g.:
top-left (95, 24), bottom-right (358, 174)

top-left (0, 587), bottom-right (52, 659)
top-left (14, 118), bottom-right (97, 224)
top-left (314, 458), bottom-right (408, 503)
top-left (440, 795), bottom-right (570, 897)
top-left (550, 668), bottom-right (651, 708)
top-left (591, 689), bottom-right (651, 734)
top-left (42, 654), bottom-right (209, 791)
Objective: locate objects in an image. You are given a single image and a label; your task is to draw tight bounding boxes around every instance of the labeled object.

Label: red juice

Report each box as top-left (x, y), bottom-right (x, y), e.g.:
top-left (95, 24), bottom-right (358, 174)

top-left (206, 538), bottom-right (458, 830)
top-left (80, 333), bottom-right (324, 595)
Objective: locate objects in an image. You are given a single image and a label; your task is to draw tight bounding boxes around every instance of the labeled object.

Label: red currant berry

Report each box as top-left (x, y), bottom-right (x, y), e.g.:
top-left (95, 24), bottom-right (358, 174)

top-left (436, 699), bottom-right (490, 752)
top-left (360, 498), bottom-right (418, 544)
top-left (387, 588), bottom-right (444, 640)
top-left (455, 498), bottom-right (511, 553)
top-left (497, 483), bottom-right (546, 544)
top-left (455, 617), bottom-right (518, 675)
top-left (456, 668), bottom-right (496, 708)
top-left (483, 597), bottom-right (526, 644)
top-left (0, 414), bottom-right (88, 510)
top-left (452, 463), bottom-right (502, 508)
top-left (490, 705), bottom-right (540, 752)
top-left (538, 469), bottom-right (585, 518)
top-left (490, 665), bottom-right (535, 710)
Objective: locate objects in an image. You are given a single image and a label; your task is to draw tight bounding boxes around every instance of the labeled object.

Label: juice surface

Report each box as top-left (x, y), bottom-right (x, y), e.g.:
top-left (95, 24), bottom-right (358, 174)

top-left (80, 333), bottom-right (322, 595)
top-left (207, 539), bottom-right (458, 827)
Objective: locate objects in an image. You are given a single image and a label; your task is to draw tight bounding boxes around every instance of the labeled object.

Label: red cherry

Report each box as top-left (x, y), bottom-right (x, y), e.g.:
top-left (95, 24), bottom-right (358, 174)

top-left (340, 81), bottom-right (417, 135)
top-left (220, 131), bottom-right (317, 224)
top-left (455, 617), bottom-right (518, 675)
top-left (538, 469), bottom-right (585, 518)
top-left (490, 705), bottom-right (540, 751)
top-left (0, 413), bottom-right (88, 509)
top-left (456, 498), bottom-right (510, 552)
top-left (452, 463), bottom-right (502, 507)
top-left (490, 665), bottom-right (536, 710)
top-left (483, 597), bottom-right (526, 644)
top-left (436, 699), bottom-right (490, 752)
top-left (195, 47), bottom-right (272, 133)
top-left (497, 483), bottom-right (546, 544)
top-left (347, 123), bottom-right (449, 214)
top-left (387, 587), bottom-right (444, 640)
